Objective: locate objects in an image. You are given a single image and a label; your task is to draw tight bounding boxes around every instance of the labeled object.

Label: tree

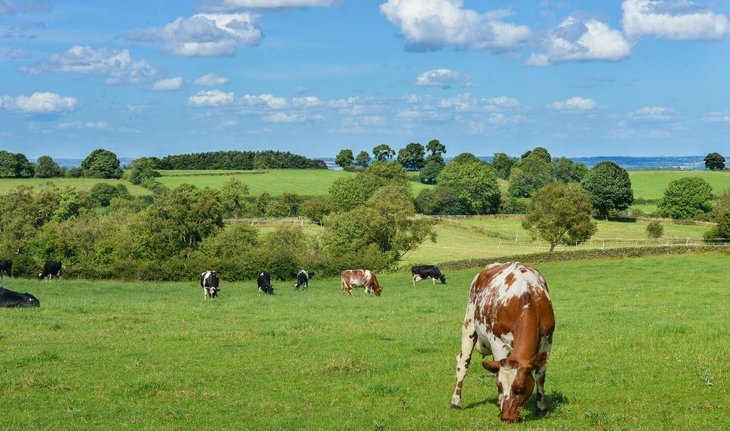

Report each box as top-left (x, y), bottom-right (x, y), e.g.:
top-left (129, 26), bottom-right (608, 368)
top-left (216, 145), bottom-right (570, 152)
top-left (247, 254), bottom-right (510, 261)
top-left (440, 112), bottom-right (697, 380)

top-left (415, 187), bottom-right (469, 215)
top-left (90, 183), bottom-right (131, 207)
top-left (508, 154), bottom-right (554, 198)
top-left (125, 157), bottom-right (160, 184)
top-left (646, 221), bottom-right (663, 239)
top-left (0, 151), bottom-right (34, 178)
top-left (657, 177), bottom-right (713, 219)
top-left (397, 142), bottom-right (426, 171)
top-left (355, 151), bottom-right (371, 169)
top-left (299, 196), bottom-right (335, 225)
top-left (437, 155), bottom-right (501, 214)
top-left (491, 152), bottom-right (514, 180)
top-left (704, 152), bottom-right (725, 171)
top-left (323, 185), bottom-right (436, 268)
top-left (580, 161), bottom-right (633, 218)
top-left (372, 144), bottom-right (395, 162)
top-left (335, 149), bottom-right (355, 171)
top-left (328, 162), bottom-right (410, 212)
top-left (552, 157), bottom-right (588, 183)
top-left (704, 210), bottom-right (730, 242)
top-left (521, 147), bottom-right (551, 163)
top-left (522, 183), bottom-right (597, 252)
top-left (419, 158), bottom-right (445, 184)
top-left (219, 177), bottom-right (250, 219)
top-left (81, 149), bottom-right (122, 179)
top-left (52, 187), bottom-right (87, 222)
top-left (34, 156), bottom-right (63, 178)
top-left (426, 139), bottom-right (447, 158)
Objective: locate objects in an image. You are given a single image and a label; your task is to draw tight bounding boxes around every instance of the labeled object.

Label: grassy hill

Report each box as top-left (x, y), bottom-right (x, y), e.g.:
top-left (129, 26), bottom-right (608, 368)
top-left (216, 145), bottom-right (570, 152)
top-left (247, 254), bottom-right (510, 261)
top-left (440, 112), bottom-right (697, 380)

top-left (629, 170), bottom-right (730, 213)
top-left (1, 253), bottom-right (726, 430)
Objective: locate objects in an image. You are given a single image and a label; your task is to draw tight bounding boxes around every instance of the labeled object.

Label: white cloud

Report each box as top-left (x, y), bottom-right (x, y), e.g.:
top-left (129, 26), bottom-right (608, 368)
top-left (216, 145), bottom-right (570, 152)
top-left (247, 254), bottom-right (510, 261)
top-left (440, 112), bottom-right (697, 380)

top-left (379, 0), bottom-right (531, 51)
top-left (486, 96), bottom-right (522, 109)
top-left (188, 90), bottom-right (235, 106)
top-left (6, 47), bottom-right (31, 59)
top-left (528, 17), bottom-right (632, 66)
top-left (622, 0), bottom-right (730, 40)
top-left (703, 111), bottom-right (730, 122)
top-left (56, 121), bottom-right (109, 129)
top-left (549, 96), bottom-right (597, 111)
top-left (630, 106), bottom-right (674, 121)
top-left (152, 76), bottom-right (183, 91)
top-left (123, 12), bottom-right (262, 56)
top-left (194, 73), bottom-right (229, 86)
top-left (21, 46), bottom-right (158, 84)
top-left (292, 96), bottom-right (322, 108)
top-left (206, 0), bottom-right (340, 11)
top-left (0, 92), bottom-right (77, 113)
top-left (414, 68), bottom-right (470, 88)
top-left (241, 93), bottom-right (288, 109)
top-left (263, 112), bottom-right (323, 123)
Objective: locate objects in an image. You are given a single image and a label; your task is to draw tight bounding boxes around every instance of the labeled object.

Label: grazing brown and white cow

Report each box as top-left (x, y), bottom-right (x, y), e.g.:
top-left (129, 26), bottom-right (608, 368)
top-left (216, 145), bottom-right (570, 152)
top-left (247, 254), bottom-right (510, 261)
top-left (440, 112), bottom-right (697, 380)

top-left (450, 262), bottom-right (555, 423)
top-left (340, 269), bottom-right (382, 296)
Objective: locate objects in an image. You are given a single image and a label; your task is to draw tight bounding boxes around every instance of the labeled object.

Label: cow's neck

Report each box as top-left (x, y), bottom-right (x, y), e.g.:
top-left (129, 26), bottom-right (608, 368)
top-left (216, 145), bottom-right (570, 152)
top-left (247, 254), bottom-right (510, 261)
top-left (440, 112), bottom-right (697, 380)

top-left (506, 303), bottom-right (540, 360)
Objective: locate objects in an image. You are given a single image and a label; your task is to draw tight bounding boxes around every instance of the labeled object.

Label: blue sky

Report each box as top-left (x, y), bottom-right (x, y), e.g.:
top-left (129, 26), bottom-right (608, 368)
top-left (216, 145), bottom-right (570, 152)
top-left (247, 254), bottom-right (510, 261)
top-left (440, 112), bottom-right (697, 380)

top-left (1, 0), bottom-right (730, 159)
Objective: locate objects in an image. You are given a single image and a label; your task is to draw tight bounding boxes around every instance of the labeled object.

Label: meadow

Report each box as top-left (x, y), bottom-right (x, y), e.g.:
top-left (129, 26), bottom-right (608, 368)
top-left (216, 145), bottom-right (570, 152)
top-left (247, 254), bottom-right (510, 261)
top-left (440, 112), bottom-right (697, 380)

top-left (1, 253), bottom-right (727, 430)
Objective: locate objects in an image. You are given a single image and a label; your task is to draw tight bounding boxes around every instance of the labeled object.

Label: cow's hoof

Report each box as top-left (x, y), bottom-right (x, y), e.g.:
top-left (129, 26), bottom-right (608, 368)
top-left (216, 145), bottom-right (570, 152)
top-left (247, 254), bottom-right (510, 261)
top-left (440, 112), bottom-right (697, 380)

top-left (449, 404), bottom-right (461, 410)
top-left (536, 408), bottom-right (548, 416)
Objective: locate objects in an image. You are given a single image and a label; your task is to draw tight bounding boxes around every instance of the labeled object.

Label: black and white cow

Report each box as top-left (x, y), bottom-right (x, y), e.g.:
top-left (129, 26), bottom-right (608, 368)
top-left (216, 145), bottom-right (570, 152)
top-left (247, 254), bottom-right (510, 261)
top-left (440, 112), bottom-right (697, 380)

top-left (294, 269), bottom-right (310, 290)
top-left (200, 270), bottom-right (220, 299)
top-left (411, 265), bottom-right (446, 286)
top-left (0, 286), bottom-right (40, 308)
top-left (257, 272), bottom-right (274, 295)
top-left (37, 260), bottom-right (62, 280)
top-left (0, 260), bottom-right (12, 278)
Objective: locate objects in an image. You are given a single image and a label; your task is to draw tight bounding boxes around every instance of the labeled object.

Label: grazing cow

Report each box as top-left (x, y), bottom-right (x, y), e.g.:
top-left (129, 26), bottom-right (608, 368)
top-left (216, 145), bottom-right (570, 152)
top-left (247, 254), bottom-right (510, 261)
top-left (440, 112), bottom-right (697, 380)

top-left (340, 269), bottom-right (382, 296)
top-left (200, 270), bottom-right (220, 299)
top-left (411, 265), bottom-right (446, 286)
top-left (257, 272), bottom-right (274, 295)
top-left (0, 260), bottom-right (12, 278)
top-left (37, 260), bottom-right (62, 280)
top-left (0, 287), bottom-right (40, 308)
top-left (450, 262), bottom-right (555, 423)
top-left (294, 269), bottom-right (310, 290)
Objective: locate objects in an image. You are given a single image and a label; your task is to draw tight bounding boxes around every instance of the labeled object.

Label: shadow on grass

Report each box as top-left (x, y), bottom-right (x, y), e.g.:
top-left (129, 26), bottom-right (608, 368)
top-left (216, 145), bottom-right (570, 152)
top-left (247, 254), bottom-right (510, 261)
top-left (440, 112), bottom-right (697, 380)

top-left (524, 391), bottom-right (570, 420)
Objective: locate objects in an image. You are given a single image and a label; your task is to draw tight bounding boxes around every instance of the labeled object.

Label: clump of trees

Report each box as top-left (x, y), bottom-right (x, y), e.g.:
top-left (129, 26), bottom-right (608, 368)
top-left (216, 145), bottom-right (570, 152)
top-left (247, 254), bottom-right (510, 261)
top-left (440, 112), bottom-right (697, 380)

top-left (160, 150), bottom-right (326, 170)
top-left (657, 177), bottom-right (713, 219)
top-left (580, 161), bottom-right (634, 218)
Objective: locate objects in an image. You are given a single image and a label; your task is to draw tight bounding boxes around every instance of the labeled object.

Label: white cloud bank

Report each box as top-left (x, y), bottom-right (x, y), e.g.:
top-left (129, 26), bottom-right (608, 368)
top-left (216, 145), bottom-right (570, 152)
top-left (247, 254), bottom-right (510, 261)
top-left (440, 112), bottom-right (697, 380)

top-left (549, 96), bottom-right (597, 111)
top-left (622, 0), bottom-right (730, 40)
top-left (414, 68), bottom-right (470, 88)
top-left (380, 0), bottom-right (531, 51)
top-left (194, 73), bottom-right (229, 86)
top-left (0, 92), bottom-right (77, 113)
top-left (152, 76), bottom-right (183, 91)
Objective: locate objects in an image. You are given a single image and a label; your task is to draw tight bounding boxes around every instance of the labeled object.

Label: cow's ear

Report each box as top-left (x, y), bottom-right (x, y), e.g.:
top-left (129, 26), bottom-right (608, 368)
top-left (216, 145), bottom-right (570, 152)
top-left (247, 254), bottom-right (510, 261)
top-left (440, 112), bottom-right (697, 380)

top-left (482, 360), bottom-right (501, 373)
top-left (530, 351), bottom-right (548, 370)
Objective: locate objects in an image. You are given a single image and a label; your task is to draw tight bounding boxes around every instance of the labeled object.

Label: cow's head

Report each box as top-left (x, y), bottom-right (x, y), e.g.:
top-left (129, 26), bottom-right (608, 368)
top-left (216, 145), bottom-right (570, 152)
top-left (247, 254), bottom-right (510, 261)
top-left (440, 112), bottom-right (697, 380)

top-left (373, 283), bottom-right (382, 296)
top-left (482, 352), bottom-right (547, 423)
top-left (439, 274), bottom-right (447, 284)
top-left (36, 273), bottom-right (45, 280)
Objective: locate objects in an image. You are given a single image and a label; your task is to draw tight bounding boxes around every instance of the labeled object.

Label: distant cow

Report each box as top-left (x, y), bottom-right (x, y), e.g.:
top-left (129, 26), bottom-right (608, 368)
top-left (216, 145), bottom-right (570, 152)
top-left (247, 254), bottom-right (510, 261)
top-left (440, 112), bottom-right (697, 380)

top-left (0, 286), bottom-right (40, 308)
top-left (450, 262), bottom-right (555, 423)
top-left (37, 260), bottom-right (62, 280)
top-left (257, 272), bottom-right (274, 295)
top-left (294, 270), bottom-right (310, 290)
top-left (0, 260), bottom-right (11, 278)
top-left (411, 265), bottom-right (446, 286)
top-left (200, 270), bottom-right (220, 299)
top-left (340, 269), bottom-right (382, 296)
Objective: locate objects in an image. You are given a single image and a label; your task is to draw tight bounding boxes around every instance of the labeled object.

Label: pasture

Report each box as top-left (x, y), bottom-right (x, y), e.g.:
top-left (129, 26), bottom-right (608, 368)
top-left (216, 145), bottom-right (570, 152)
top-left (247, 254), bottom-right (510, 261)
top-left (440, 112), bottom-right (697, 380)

top-left (1, 253), bottom-right (727, 430)
top-left (0, 177), bottom-right (150, 196)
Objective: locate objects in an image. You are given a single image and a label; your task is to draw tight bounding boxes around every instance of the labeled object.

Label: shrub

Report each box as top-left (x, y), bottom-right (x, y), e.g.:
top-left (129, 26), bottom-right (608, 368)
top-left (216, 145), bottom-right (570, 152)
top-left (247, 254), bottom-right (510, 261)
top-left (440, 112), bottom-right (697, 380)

top-left (646, 221), bottom-right (664, 239)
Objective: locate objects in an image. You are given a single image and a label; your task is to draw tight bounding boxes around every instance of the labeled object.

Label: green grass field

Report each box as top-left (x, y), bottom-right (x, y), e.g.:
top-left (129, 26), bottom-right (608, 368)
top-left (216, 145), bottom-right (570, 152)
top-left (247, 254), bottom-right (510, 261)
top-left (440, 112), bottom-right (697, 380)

top-left (629, 170), bottom-right (730, 201)
top-left (1, 253), bottom-right (727, 430)
top-left (0, 177), bottom-right (150, 196)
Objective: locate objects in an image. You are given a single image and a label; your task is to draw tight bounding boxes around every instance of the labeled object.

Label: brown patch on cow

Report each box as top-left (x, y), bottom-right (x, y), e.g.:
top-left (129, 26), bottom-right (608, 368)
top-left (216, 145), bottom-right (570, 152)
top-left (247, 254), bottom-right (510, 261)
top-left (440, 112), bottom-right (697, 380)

top-left (504, 272), bottom-right (515, 288)
top-left (455, 380), bottom-right (463, 396)
top-left (463, 318), bottom-right (472, 329)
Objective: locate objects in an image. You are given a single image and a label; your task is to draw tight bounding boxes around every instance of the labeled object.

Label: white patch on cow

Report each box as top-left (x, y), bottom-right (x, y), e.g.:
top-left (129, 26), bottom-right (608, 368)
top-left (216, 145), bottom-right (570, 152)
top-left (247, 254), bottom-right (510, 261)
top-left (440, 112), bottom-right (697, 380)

top-left (498, 363), bottom-right (518, 407)
top-left (482, 262), bottom-right (550, 309)
top-left (484, 329), bottom-right (513, 361)
top-left (522, 304), bottom-right (530, 309)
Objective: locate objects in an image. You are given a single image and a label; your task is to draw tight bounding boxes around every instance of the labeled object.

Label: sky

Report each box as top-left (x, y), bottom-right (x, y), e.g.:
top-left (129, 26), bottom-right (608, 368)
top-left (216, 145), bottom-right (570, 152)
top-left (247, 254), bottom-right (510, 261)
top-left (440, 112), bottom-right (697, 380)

top-left (1, 0), bottom-right (730, 160)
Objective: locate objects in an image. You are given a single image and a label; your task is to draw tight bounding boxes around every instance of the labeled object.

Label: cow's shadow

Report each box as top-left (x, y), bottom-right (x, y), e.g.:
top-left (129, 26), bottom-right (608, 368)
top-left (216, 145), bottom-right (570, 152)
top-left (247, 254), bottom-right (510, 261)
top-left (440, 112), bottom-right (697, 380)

top-left (463, 391), bottom-right (569, 420)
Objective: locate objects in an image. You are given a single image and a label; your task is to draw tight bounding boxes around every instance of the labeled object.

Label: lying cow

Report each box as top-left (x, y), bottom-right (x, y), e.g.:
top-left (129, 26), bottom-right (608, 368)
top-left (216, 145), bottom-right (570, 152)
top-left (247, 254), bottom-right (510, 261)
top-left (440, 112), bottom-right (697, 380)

top-left (450, 262), bottom-right (555, 423)
top-left (0, 259), bottom-right (12, 278)
top-left (0, 286), bottom-right (40, 308)
top-left (341, 269), bottom-right (382, 296)
top-left (258, 272), bottom-right (274, 295)
top-left (37, 260), bottom-right (62, 280)
top-left (294, 269), bottom-right (310, 290)
top-left (200, 270), bottom-right (220, 299)
top-left (411, 264), bottom-right (446, 286)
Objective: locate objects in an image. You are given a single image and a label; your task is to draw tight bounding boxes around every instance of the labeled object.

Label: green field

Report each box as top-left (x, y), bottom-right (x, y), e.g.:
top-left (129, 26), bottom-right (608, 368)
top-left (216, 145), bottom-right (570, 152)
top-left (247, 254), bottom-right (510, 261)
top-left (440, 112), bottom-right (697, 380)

top-left (629, 170), bottom-right (730, 201)
top-left (0, 177), bottom-right (150, 196)
top-left (157, 169), bottom-right (434, 197)
top-left (1, 253), bottom-right (727, 430)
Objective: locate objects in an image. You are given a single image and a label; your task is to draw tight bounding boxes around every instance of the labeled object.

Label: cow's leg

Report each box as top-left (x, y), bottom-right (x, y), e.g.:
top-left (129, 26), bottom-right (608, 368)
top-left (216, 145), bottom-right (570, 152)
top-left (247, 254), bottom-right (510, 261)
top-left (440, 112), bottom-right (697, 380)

top-left (450, 303), bottom-right (477, 409)
top-left (535, 335), bottom-right (552, 413)
top-left (432, 277), bottom-right (436, 285)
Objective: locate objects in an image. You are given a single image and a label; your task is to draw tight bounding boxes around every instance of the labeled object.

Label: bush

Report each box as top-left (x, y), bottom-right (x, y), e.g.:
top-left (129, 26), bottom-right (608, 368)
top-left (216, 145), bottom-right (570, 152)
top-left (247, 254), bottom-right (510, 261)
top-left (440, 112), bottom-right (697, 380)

top-left (646, 221), bottom-right (664, 239)
top-left (657, 177), bottom-right (713, 219)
